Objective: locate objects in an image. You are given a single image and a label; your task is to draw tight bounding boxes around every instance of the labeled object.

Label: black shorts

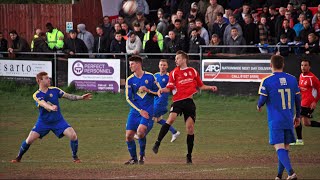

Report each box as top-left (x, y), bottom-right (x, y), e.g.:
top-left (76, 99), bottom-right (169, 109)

top-left (301, 107), bottom-right (314, 118)
top-left (170, 98), bottom-right (196, 122)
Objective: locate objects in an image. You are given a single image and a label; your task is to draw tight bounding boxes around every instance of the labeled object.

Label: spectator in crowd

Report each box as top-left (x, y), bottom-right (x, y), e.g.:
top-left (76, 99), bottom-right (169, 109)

top-left (267, 5), bottom-right (278, 39)
top-left (284, 10), bottom-right (297, 29)
top-left (167, 14), bottom-right (178, 32)
top-left (289, 0), bottom-right (305, 9)
top-left (262, 5), bottom-right (270, 19)
top-left (275, 34), bottom-right (290, 56)
top-left (198, 0), bottom-right (210, 16)
top-left (208, 34), bottom-right (223, 54)
top-left (275, 7), bottom-right (286, 41)
top-left (8, 30), bottom-right (31, 55)
top-left (176, 9), bottom-right (187, 29)
top-left (31, 29), bottom-right (42, 52)
top-left (101, 16), bottom-right (113, 37)
top-left (294, 14), bottom-right (306, 37)
top-left (187, 19), bottom-right (197, 36)
top-left (298, 2), bottom-right (313, 22)
top-left (188, 27), bottom-right (206, 53)
top-left (132, 11), bottom-right (147, 32)
top-left (195, 18), bottom-right (209, 45)
top-left (242, 14), bottom-right (259, 50)
top-left (121, 22), bottom-right (132, 40)
top-left (225, 27), bottom-right (246, 54)
top-left (235, 3), bottom-right (251, 26)
top-left (133, 22), bottom-right (145, 42)
top-left (93, 26), bottom-right (110, 57)
top-left (136, 0), bottom-right (149, 15)
top-left (311, 4), bottom-right (320, 25)
top-left (299, 19), bottom-right (314, 44)
top-left (223, 8), bottom-right (233, 24)
top-left (126, 32), bottom-right (142, 55)
top-left (46, 23), bottom-right (64, 51)
top-left (258, 16), bottom-right (272, 53)
top-left (313, 12), bottom-right (320, 37)
top-left (63, 30), bottom-right (88, 58)
top-left (304, 33), bottom-right (319, 54)
top-left (212, 12), bottom-right (228, 44)
top-left (110, 31), bottom-right (126, 56)
top-left (0, 32), bottom-right (8, 57)
top-left (173, 19), bottom-right (189, 52)
top-left (223, 14), bottom-right (243, 45)
top-left (33, 32), bottom-right (52, 53)
top-left (117, 15), bottom-right (125, 25)
top-left (278, 19), bottom-right (296, 42)
top-left (77, 24), bottom-right (94, 53)
top-left (156, 8), bottom-right (169, 37)
top-left (178, 0), bottom-right (193, 19)
top-left (143, 22), bottom-right (164, 52)
top-left (251, 10), bottom-right (260, 24)
top-left (144, 31), bottom-right (162, 54)
top-left (186, 2), bottom-right (205, 28)
top-left (286, 3), bottom-right (298, 23)
top-left (205, 0), bottom-right (224, 33)
top-left (164, 30), bottom-right (183, 54)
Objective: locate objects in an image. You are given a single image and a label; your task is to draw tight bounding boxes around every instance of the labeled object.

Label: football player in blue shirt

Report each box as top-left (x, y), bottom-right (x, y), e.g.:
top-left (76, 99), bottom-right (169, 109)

top-left (257, 55), bottom-right (301, 180)
top-left (125, 56), bottom-right (160, 165)
top-left (11, 71), bottom-right (92, 163)
top-left (151, 59), bottom-right (180, 142)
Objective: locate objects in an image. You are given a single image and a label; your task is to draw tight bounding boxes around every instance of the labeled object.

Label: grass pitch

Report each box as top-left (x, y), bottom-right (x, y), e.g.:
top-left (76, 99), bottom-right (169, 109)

top-left (0, 86), bottom-right (319, 179)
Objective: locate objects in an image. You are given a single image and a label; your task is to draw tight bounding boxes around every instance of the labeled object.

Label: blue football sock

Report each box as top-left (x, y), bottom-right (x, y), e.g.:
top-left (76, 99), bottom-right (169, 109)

top-left (146, 120), bottom-right (154, 135)
top-left (138, 137), bottom-right (146, 156)
top-left (70, 139), bottom-right (78, 158)
top-left (158, 119), bottom-right (177, 134)
top-left (277, 149), bottom-right (293, 176)
top-left (17, 140), bottom-right (30, 159)
top-left (126, 140), bottom-right (137, 160)
top-left (277, 159), bottom-right (285, 178)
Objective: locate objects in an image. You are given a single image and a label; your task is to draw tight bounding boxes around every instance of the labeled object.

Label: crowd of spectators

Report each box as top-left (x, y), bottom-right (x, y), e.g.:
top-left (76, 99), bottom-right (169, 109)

top-left (1, 0), bottom-right (320, 58)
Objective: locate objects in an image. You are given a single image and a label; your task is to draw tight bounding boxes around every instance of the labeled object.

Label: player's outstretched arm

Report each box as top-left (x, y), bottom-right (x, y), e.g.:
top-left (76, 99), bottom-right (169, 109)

top-left (38, 100), bottom-right (58, 111)
top-left (157, 88), bottom-right (170, 97)
top-left (199, 85), bottom-right (218, 92)
top-left (63, 93), bottom-right (92, 101)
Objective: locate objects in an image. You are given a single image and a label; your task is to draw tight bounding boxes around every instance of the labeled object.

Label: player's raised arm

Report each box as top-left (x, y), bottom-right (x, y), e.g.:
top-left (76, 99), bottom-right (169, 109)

top-left (38, 100), bottom-right (58, 112)
top-left (63, 93), bottom-right (92, 101)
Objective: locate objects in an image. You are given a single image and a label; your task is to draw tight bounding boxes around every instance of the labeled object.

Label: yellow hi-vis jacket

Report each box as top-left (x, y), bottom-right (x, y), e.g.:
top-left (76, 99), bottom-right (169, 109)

top-left (46, 28), bottom-right (64, 50)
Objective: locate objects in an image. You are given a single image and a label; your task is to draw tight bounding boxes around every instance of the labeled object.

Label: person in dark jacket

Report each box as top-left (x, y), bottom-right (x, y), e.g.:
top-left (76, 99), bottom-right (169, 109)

top-left (275, 34), bottom-right (290, 56)
top-left (110, 31), bottom-right (126, 58)
top-left (144, 31), bottom-right (161, 54)
top-left (0, 32), bottom-right (8, 57)
top-left (188, 27), bottom-right (205, 54)
top-left (277, 19), bottom-right (296, 42)
top-left (212, 13), bottom-right (228, 44)
top-left (63, 30), bottom-right (88, 58)
top-left (299, 20), bottom-right (314, 44)
top-left (225, 27), bottom-right (246, 54)
top-left (304, 33), bottom-right (319, 55)
top-left (33, 32), bottom-right (52, 53)
top-left (242, 14), bottom-right (259, 52)
top-left (93, 26), bottom-right (111, 57)
top-left (8, 30), bottom-right (31, 56)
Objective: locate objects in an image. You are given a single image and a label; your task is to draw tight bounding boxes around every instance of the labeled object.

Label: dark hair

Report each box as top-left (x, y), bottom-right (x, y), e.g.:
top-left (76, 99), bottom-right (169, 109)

top-left (115, 31), bottom-right (122, 35)
top-left (271, 55), bottom-right (284, 70)
top-left (129, 55), bottom-right (143, 64)
top-left (217, 12), bottom-right (223, 17)
top-left (301, 59), bottom-right (311, 66)
top-left (129, 31), bottom-right (136, 37)
top-left (195, 18), bottom-right (202, 23)
top-left (176, 50), bottom-right (189, 64)
top-left (46, 23), bottom-right (53, 28)
top-left (9, 30), bottom-right (18, 35)
top-left (231, 27), bottom-right (238, 31)
top-left (174, 19), bottom-right (182, 23)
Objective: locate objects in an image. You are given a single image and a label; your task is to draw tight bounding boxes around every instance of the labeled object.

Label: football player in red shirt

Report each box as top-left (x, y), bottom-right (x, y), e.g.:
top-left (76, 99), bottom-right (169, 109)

top-left (292, 59), bottom-right (320, 145)
top-left (152, 50), bottom-right (218, 163)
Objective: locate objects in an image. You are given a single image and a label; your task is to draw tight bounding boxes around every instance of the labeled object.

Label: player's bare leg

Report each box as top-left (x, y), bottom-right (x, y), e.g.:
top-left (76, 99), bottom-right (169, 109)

top-left (63, 127), bottom-right (80, 163)
top-left (152, 112), bottom-right (178, 154)
top-left (274, 144), bottom-right (297, 180)
top-left (186, 117), bottom-right (195, 164)
top-left (125, 130), bottom-right (138, 165)
top-left (11, 131), bottom-right (40, 163)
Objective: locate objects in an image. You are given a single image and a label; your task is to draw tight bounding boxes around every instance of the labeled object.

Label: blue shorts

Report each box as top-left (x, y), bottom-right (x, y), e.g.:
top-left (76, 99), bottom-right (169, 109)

top-left (32, 119), bottom-right (71, 139)
top-left (153, 105), bottom-right (168, 118)
top-left (126, 110), bottom-right (153, 131)
top-left (269, 129), bottom-right (296, 145)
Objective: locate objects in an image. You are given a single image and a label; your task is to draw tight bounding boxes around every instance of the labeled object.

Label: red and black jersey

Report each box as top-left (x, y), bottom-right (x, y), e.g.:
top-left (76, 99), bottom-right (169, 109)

top-left (166, 67), bottom-right (204, 102)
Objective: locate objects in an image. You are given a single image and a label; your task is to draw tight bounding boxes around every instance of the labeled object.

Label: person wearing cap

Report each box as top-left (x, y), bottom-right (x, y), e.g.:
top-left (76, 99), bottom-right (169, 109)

top-left (187, 2), bottom-right (205, 29)
top-left (205, 0), bottom-right (224, 34)
top-left (46, 22), bottom-right (64, 51)
top-left (133, 22), bottom-right (145, 42)
top-left (63, 30), bottom-right (88, 58)
top-left (275, 34), bottom-right (290, 56)
top-left (132, 11), bottom-right (146, 32)
top-left (8, 30), bottom-right (30, 55)
top-left (77, 23), bottom-right (94, 53)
